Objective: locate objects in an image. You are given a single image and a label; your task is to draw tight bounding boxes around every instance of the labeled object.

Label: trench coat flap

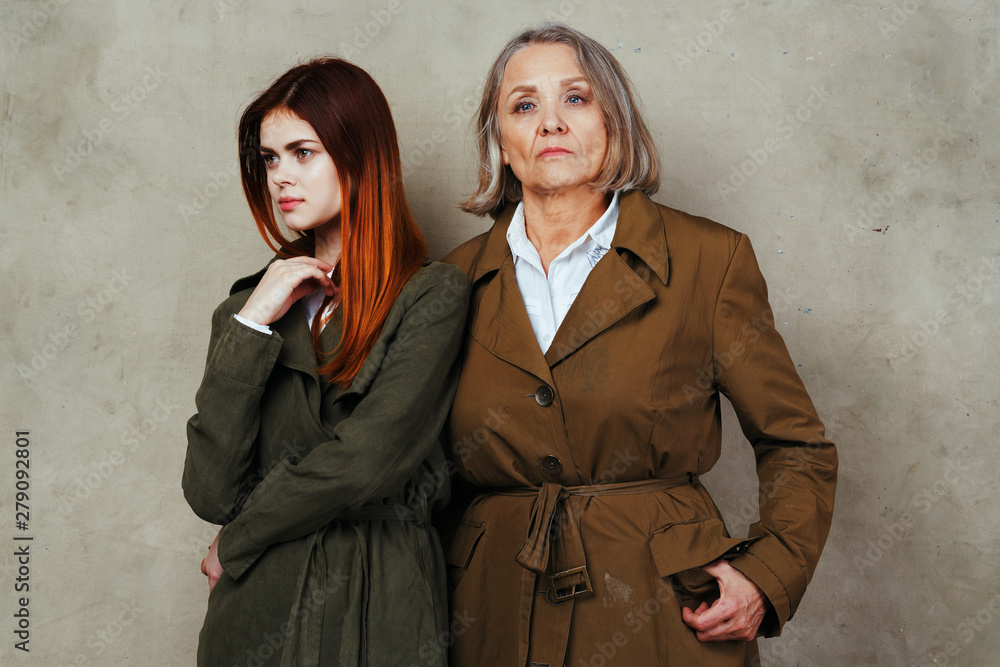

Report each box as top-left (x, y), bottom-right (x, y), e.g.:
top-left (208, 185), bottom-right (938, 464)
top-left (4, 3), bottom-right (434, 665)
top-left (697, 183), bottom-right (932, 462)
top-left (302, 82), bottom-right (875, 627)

top-left (649, 517), bottom-right (758, 577)
top-left (446, 520), bottom-right (485, 569)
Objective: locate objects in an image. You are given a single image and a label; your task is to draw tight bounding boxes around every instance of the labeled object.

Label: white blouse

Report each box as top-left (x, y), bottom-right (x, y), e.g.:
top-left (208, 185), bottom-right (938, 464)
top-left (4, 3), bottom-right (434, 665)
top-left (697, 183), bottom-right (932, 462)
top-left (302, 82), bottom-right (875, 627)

top-left (506, 191), bottom-right (621, 353)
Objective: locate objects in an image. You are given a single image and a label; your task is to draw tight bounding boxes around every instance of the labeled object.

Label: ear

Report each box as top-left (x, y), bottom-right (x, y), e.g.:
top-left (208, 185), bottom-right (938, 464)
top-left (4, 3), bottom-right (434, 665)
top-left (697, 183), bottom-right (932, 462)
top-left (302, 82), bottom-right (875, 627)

top-left (501, 144), bottom-right (509, 166)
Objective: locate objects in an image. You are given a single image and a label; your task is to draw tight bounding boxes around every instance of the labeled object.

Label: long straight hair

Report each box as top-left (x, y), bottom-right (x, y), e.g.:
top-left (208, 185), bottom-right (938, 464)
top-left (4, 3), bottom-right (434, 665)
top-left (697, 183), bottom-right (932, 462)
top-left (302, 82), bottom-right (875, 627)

top-left (238, 57), bottom-right (427, 385)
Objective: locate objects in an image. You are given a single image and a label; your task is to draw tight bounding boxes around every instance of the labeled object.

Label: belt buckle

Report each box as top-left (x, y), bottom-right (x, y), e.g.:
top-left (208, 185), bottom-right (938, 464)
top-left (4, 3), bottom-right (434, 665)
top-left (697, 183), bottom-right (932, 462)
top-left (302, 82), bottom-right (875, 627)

top-left (546, 565), bottom-right (593, 605)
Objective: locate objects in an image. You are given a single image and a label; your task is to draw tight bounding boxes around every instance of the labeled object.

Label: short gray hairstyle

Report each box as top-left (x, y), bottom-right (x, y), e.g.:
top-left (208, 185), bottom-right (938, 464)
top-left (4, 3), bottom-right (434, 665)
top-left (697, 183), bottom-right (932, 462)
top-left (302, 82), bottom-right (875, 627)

top-left (461, 23), bottom-right (661, 218)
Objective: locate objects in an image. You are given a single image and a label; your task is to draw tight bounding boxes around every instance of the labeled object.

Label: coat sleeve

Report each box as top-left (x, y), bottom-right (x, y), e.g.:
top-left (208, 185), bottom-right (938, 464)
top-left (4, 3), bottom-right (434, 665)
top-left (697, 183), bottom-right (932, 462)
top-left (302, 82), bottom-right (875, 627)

top-left (182, 298), bottom-right (281, 524)
top-left (712, 235), bottom-right (838, 637)
top-left (217, 266), bottom-right (470, 580)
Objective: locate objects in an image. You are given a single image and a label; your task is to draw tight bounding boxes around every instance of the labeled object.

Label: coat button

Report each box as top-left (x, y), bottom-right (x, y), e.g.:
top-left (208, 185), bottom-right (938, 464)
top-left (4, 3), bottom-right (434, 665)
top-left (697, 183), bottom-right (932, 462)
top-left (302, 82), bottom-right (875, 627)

top-left (539, 455), bottom-right (562, 475)
top-left (535, 385), bottom-right (554, 407)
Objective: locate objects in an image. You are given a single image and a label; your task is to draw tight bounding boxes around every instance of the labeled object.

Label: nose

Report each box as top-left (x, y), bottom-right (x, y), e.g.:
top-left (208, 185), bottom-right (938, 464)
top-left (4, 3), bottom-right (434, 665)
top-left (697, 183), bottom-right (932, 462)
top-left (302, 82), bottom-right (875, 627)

top-left (269, 158), bottom-right (295, 186)
top-left (539, 102), bottom-right (566, 136)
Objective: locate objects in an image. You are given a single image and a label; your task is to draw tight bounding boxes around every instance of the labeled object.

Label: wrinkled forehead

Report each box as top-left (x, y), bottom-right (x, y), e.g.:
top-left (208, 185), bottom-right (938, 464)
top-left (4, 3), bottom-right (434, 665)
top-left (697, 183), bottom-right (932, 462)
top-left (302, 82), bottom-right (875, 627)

top-left (499, 42), bottom-right (592, 99)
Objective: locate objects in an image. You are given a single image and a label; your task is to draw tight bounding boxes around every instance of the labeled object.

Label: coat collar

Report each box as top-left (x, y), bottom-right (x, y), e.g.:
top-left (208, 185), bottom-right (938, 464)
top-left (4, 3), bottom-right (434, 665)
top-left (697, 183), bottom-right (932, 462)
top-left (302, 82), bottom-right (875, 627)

top-left (467, 190), bottom-right (671, 373)
top-left (229, 248), bottom-right (372, 396)
top-left (468, 190), bottom-right (669, 286)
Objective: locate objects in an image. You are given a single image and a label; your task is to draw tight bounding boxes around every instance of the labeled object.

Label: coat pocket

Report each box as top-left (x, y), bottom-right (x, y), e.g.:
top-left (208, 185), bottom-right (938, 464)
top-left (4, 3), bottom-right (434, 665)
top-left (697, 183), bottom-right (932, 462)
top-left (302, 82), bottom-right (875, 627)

top-left (445, 519), bottom-right (485, 592)
top-left (648, 517), bottom-right (760, 609)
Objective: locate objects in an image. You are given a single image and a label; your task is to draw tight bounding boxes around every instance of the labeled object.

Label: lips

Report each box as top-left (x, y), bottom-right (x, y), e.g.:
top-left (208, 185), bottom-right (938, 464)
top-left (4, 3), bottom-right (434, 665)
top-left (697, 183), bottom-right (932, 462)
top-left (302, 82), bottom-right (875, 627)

top-left (537, 147), bottom-right (571, 157)
top-left (278, 197), bottom-right (303, 211)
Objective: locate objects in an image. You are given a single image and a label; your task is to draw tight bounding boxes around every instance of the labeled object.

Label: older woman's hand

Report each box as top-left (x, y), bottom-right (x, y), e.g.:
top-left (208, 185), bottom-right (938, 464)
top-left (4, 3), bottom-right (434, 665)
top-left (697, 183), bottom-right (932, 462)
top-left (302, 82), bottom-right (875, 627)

top-left (681, 559), bottom-right (767, 642)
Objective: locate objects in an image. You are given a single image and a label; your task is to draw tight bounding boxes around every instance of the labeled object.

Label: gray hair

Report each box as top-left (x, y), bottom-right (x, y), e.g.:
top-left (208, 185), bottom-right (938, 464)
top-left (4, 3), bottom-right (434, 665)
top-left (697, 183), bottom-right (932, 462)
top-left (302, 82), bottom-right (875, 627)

top-left (460, 23), bottom-right (661, 218)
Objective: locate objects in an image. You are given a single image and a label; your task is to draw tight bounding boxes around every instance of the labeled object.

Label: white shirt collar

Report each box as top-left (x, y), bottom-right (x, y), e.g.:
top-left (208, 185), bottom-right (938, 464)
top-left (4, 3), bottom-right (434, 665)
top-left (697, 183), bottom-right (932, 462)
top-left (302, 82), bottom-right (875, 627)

top-left (506, 190), bottom-right (620, 266)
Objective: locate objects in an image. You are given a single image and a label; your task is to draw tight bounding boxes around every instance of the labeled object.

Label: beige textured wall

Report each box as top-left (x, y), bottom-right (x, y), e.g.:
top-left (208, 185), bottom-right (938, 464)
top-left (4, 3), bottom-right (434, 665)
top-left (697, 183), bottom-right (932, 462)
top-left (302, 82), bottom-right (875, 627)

top-left (2, 0), bottom-right (997, 664)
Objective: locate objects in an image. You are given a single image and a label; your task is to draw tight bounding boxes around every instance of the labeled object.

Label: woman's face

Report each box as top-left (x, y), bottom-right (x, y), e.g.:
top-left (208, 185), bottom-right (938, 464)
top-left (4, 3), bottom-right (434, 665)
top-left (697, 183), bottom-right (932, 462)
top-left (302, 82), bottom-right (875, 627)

top-left (497, 43), bottom-right (608, 199)
top-left (259, 109), bottom-right (342, 234)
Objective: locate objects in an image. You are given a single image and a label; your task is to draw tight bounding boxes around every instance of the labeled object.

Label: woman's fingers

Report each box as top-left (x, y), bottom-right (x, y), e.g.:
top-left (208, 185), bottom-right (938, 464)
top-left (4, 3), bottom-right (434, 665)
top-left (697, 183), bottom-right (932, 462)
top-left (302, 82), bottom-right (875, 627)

top-left (680, 559), bottom-right (767, 642)
top-left (203, 529), bottom-right (224, 592)
top-left (238, 258), bottom-right (337, 325)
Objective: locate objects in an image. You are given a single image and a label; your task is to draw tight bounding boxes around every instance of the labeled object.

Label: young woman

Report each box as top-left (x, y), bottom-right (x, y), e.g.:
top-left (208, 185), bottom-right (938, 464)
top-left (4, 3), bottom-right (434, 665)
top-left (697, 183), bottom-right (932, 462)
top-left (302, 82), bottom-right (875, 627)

top-left (183, 58), bottom-right (467, 666)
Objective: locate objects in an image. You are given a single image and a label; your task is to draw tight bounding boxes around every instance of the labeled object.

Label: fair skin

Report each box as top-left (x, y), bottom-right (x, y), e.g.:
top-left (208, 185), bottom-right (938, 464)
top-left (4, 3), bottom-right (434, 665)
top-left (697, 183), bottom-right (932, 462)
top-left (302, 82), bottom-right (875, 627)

top-left (682, 560), bottom-right (768, 641)
top-left (497, 43), bottom-right (610, 273)
top-left (499, 43), bottom-right (768, 641)
top-left (237, 108), bottom-right (343, 326)
top-left (201, 109), bottom-right (345, 591)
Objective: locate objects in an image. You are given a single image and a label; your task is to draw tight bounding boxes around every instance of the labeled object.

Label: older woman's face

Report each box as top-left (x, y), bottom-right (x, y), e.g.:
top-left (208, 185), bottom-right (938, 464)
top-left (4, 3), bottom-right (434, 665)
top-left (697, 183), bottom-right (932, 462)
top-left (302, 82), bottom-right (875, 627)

top-left (497, 43), bottom-right (607, 198)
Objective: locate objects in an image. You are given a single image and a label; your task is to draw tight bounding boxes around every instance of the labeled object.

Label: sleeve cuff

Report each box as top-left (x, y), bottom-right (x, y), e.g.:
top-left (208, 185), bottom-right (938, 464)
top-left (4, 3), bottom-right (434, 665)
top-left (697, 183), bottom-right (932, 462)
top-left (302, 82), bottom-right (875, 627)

top-left (207, 315), bottom-right (283, 386)
top-left (233, 313), bottom-right (272, 335)
top-left (726, 534), bottom-right (807, 637)
top-left (217, 520), bottom-right (264, 580)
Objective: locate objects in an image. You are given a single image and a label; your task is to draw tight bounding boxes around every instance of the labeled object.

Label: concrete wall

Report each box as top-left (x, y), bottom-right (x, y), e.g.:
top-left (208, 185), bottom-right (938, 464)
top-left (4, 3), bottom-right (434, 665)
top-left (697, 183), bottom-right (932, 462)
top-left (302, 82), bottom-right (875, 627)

top-left (2, 0), bottom-right (997, 664)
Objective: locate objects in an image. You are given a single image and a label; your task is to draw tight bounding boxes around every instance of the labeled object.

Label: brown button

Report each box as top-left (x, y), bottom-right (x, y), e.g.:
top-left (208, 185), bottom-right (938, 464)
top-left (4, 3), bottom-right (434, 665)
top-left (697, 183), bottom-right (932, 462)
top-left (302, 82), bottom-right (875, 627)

top-left (535, 385), bottom-right (554, 407)
top-left (539, 455), bottom-right (562, 475)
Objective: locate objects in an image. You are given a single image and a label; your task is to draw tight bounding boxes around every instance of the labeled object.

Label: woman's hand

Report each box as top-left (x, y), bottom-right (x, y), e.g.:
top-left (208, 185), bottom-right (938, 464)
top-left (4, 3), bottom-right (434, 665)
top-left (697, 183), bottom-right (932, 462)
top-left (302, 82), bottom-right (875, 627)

top-left (681, 559), bottom-right (767, 642)
top-left (237, 257), bottom-right (337, 326)
top-left (200, 529), bottom-right (224, 592)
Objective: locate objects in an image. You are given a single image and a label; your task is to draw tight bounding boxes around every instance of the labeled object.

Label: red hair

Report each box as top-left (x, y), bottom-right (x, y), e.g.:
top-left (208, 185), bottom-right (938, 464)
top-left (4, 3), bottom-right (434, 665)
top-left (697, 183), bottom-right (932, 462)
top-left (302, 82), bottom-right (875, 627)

top-left (238, 58), bottom-right (427, 386)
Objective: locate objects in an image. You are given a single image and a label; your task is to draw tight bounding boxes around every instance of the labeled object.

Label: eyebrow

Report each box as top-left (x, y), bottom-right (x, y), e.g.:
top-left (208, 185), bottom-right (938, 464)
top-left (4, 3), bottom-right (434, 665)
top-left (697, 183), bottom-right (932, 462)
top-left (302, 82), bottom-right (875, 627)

top-left (258, 138), bottom-right (321, 152)
top-left (504, 76), bottom-right (590, 99)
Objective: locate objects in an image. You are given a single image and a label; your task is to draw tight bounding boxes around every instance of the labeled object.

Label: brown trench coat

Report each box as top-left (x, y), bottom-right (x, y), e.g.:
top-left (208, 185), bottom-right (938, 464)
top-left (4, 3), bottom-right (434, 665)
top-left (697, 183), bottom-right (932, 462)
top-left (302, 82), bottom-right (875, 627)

top-left (441, 190), bottom-right (838, 666)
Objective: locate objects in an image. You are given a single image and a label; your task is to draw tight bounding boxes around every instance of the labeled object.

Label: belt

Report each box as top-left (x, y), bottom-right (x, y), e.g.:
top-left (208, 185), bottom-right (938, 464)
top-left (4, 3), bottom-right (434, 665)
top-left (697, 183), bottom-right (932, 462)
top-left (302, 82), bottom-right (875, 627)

top-left (493, 476), bottom-right (698, 667)
top-left (495, 475), bottom-right (697, 602)
top-left (280, 502), bottom-right (431, 666)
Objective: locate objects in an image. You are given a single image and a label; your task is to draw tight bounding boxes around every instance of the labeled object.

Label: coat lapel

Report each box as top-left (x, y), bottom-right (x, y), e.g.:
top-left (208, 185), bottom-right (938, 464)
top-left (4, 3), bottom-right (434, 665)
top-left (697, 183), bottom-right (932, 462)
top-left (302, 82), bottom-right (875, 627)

top-left (471, 257), bottom-right (553, 383)
top-left (544, 190), bottom-right (671, 366)
top-left (466, 190), bottom-right (670, 376)
top-left (467, 208), bottom-right (554, 384)
top-left (543, 249), bottom-right (654, 366)
top-left (271, 301), bottom-right (322, 377)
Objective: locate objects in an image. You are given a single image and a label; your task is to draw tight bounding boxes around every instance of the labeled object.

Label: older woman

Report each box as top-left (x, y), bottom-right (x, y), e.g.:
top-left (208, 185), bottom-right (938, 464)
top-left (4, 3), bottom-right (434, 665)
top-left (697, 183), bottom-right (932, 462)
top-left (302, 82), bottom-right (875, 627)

top-left (443, 24), bottom-right (837, 666)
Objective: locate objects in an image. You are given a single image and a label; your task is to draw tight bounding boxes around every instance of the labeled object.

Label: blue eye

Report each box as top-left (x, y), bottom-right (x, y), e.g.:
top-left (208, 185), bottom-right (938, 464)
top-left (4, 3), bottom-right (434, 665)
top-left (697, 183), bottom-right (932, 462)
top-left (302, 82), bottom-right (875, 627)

top-left (515, 101), bottom-right (534, 113)
top-left (567, 95), bottom-right (583, 104)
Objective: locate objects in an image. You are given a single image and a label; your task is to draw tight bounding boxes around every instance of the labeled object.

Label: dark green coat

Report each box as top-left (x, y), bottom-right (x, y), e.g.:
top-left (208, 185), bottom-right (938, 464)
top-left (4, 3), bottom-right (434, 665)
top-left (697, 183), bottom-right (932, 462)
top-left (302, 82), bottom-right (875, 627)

top-left (183, 260), bottom-right (469, 666)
